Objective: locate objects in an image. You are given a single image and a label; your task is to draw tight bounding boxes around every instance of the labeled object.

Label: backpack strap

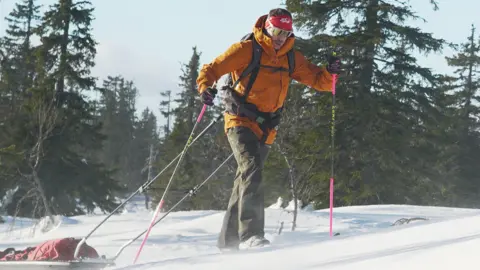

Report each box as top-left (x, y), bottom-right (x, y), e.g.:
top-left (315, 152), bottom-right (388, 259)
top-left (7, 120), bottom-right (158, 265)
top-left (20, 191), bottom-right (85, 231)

top-left (287, 49), bottom-right (295, 76)
top-left (230, 36), bottom-right (262, 102)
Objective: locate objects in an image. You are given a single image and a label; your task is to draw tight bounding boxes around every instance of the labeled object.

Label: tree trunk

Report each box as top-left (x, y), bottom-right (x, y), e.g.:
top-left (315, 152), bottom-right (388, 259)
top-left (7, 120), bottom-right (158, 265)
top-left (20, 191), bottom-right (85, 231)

top-left (31, 169), bottom-right (54, 221)
top-left (361, 0), bottom-right (379, 94)
top-left (289, 166), bottom-right (298, 232)
top-left (145, 143), bottom-right (155, 209)
top-left (21, 0), bottom-right (34, 93)
top-left (28, 96), bottom-right (58, 224)
top-left (56, 0), bottom-right (71, 93)
top-left (280, 151), bottom-right (298, 232)
top-left (31, 125), bottom-right (55, 222)
top-left (165, 91), bottom-right (171, 136)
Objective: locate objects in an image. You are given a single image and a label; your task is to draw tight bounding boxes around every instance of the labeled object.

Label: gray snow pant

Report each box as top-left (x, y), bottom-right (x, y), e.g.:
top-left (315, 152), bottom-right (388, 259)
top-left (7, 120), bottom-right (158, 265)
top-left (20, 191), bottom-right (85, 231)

top-left (217, 126), bottom-right (270, 249)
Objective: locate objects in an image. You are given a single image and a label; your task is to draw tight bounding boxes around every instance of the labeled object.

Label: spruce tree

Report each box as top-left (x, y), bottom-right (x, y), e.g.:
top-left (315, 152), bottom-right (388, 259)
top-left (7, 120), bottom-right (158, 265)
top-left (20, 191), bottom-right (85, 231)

top-left (442, 25), bottom-right (480, 206)
top-left (152, 47), bottom-right (231, 210)
top-left (3, 0), bottom-right (122, 217)
top-left (159, 90), bottom-right (173, 137)
top-left (97, 75), bottom-right (139, 190)
top-left (286, 0), bottom-right (447, 205)
top-left (39, 0), bottom-right (96, 93)
top-left (133, 108), bottom-right (159, 208)
top-left (152, 47), bottom-right (201, 209)
top-left (0, 0), bottom-right (41, 112)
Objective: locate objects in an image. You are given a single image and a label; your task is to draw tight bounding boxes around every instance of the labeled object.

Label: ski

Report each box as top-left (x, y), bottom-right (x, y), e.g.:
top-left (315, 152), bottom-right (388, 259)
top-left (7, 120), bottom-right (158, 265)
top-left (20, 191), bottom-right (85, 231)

top-left (0, 259), bottom-right (115, 270)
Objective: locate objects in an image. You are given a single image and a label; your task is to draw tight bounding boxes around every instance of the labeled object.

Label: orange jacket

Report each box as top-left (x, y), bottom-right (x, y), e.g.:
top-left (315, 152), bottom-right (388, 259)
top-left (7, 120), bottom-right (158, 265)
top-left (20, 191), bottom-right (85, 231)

top-left (197, 14), bottom-right (334, 144)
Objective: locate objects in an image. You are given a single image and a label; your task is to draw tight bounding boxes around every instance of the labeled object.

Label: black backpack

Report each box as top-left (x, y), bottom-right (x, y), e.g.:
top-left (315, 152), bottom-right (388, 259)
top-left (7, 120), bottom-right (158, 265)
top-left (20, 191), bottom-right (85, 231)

top-left (222, 33), bottom-right (296, 143)
top-left (226, 32), bottom-right (296, 101)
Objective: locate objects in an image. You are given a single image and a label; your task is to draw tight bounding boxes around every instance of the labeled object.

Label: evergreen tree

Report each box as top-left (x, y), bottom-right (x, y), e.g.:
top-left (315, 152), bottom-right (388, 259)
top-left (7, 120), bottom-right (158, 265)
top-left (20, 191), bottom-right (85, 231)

top-left (38, 0), bottom-right (96, 93)
top-left (114, 78), bottom-right (137, 189)
top-left (0, 0), bottom-right (41, 112)
top-left (0, 0), bottom-right (50, 219)
top-left (134, 108), bottom-right (159, 208)
top-left (152, 47), bottom-right (201, 209)
top-left (286, 0), bottom-right (447, 206)
top-left (2, 0), bottom-right (122, 218)
top-left (97, 76), bottom-right (119, 168)
top-left (159, 90), bottom-right (172, 137)
top-left (152, 47), bottom-right (231, 210)
top-left (441, 24), bottom-right (480, 206)
top-left (97, 75), bottom-right (139, 190)
top-left (0, 0), bottom-right (39, 205)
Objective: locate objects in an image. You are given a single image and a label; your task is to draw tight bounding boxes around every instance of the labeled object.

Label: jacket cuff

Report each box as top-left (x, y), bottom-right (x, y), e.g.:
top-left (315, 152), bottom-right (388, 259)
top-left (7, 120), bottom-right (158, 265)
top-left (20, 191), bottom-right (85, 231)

top-left (198, 84), bottom-right (208, 94)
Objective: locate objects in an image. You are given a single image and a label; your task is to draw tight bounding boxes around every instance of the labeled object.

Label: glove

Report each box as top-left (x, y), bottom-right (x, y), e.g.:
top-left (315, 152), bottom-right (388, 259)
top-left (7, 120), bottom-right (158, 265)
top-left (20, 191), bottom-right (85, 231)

top-left (326, 55), bottom-right (342, 75)
top-left (200, 87), bottom-right (217, 106)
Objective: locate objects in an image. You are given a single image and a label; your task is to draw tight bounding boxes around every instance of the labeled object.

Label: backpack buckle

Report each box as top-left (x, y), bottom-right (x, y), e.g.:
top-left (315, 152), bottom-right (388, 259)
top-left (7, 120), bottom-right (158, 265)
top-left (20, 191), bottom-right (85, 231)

top-left (256, 116), bottom-right (265, 124)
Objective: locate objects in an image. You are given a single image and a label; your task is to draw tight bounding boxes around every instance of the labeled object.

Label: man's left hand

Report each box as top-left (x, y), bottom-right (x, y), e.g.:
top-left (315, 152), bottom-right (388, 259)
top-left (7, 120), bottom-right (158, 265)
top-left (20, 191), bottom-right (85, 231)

top-left (327, 55), bottom-right (342, 75)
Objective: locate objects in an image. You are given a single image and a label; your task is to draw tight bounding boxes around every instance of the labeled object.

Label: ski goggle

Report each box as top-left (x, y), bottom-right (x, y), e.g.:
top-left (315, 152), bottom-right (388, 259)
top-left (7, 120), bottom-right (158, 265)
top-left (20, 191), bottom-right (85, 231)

top-left (266, 26), bottom-right (292, 38)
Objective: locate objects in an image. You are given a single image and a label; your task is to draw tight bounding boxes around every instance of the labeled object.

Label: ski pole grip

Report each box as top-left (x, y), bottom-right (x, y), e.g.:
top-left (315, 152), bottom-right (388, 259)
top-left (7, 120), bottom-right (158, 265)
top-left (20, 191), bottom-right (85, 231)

top-left (332, 74), bottom-right (337, 95)
top-left (197, 104), bottom-right (207, 123)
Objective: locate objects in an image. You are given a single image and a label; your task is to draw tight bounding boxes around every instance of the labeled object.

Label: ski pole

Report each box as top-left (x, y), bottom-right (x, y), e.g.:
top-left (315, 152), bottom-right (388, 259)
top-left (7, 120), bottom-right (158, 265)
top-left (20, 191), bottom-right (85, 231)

top-left (112, 153), bottom-right (234, 261)
top-left (72, 112), bottom-right (222, 260)
top-left (133, 103), bottom-right (209, 264)
top-left (329, 56), bottom-right (338, 237)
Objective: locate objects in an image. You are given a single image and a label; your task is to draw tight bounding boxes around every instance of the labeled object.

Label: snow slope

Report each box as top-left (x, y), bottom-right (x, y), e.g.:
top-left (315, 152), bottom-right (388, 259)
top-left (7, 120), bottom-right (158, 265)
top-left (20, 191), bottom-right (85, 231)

top-left (1, 196), bottom-right (480, 270)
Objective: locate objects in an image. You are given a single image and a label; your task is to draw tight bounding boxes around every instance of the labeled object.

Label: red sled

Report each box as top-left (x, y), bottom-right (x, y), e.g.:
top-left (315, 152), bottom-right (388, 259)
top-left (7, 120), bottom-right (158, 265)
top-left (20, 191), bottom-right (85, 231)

top-left (0, 237), bottom-right (114, 269)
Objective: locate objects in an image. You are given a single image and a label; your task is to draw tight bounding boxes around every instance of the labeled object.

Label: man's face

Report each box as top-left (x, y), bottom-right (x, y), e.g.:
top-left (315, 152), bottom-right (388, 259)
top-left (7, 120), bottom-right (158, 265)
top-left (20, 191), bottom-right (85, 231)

top-left (265, 26), bottom-right (292, 50)
top-left (271, 34), bottom-right (288, 50)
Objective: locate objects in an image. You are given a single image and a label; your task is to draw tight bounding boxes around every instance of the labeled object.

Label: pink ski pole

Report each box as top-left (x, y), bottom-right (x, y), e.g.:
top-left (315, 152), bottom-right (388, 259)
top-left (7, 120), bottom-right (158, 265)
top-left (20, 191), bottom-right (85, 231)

top-left (133, 103), bottom-right (208, 264)
top-left (329, 72), bottom-right (337, 237)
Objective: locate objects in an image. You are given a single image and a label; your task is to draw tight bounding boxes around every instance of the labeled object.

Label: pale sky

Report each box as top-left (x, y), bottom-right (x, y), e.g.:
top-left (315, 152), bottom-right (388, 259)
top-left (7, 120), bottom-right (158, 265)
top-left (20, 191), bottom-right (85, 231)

top-left (0, 0), bottom-right (478, 124)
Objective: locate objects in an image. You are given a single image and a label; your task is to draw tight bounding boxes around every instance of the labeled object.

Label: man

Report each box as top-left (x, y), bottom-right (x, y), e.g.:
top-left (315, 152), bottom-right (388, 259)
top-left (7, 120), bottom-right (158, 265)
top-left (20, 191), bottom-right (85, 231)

top-left (196, 8), bottom-right (341, 250)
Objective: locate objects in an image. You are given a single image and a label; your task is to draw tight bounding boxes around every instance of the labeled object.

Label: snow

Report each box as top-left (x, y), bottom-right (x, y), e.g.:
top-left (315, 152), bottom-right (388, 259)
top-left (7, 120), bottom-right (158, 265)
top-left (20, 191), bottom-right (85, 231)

top-left (1, 196), bottom-right (480, 269)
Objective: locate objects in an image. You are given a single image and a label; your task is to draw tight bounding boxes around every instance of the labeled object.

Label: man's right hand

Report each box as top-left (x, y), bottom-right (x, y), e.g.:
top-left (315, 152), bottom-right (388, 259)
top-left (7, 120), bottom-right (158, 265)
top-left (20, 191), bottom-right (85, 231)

top-left (200, 87), bottom-right (217, 106)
